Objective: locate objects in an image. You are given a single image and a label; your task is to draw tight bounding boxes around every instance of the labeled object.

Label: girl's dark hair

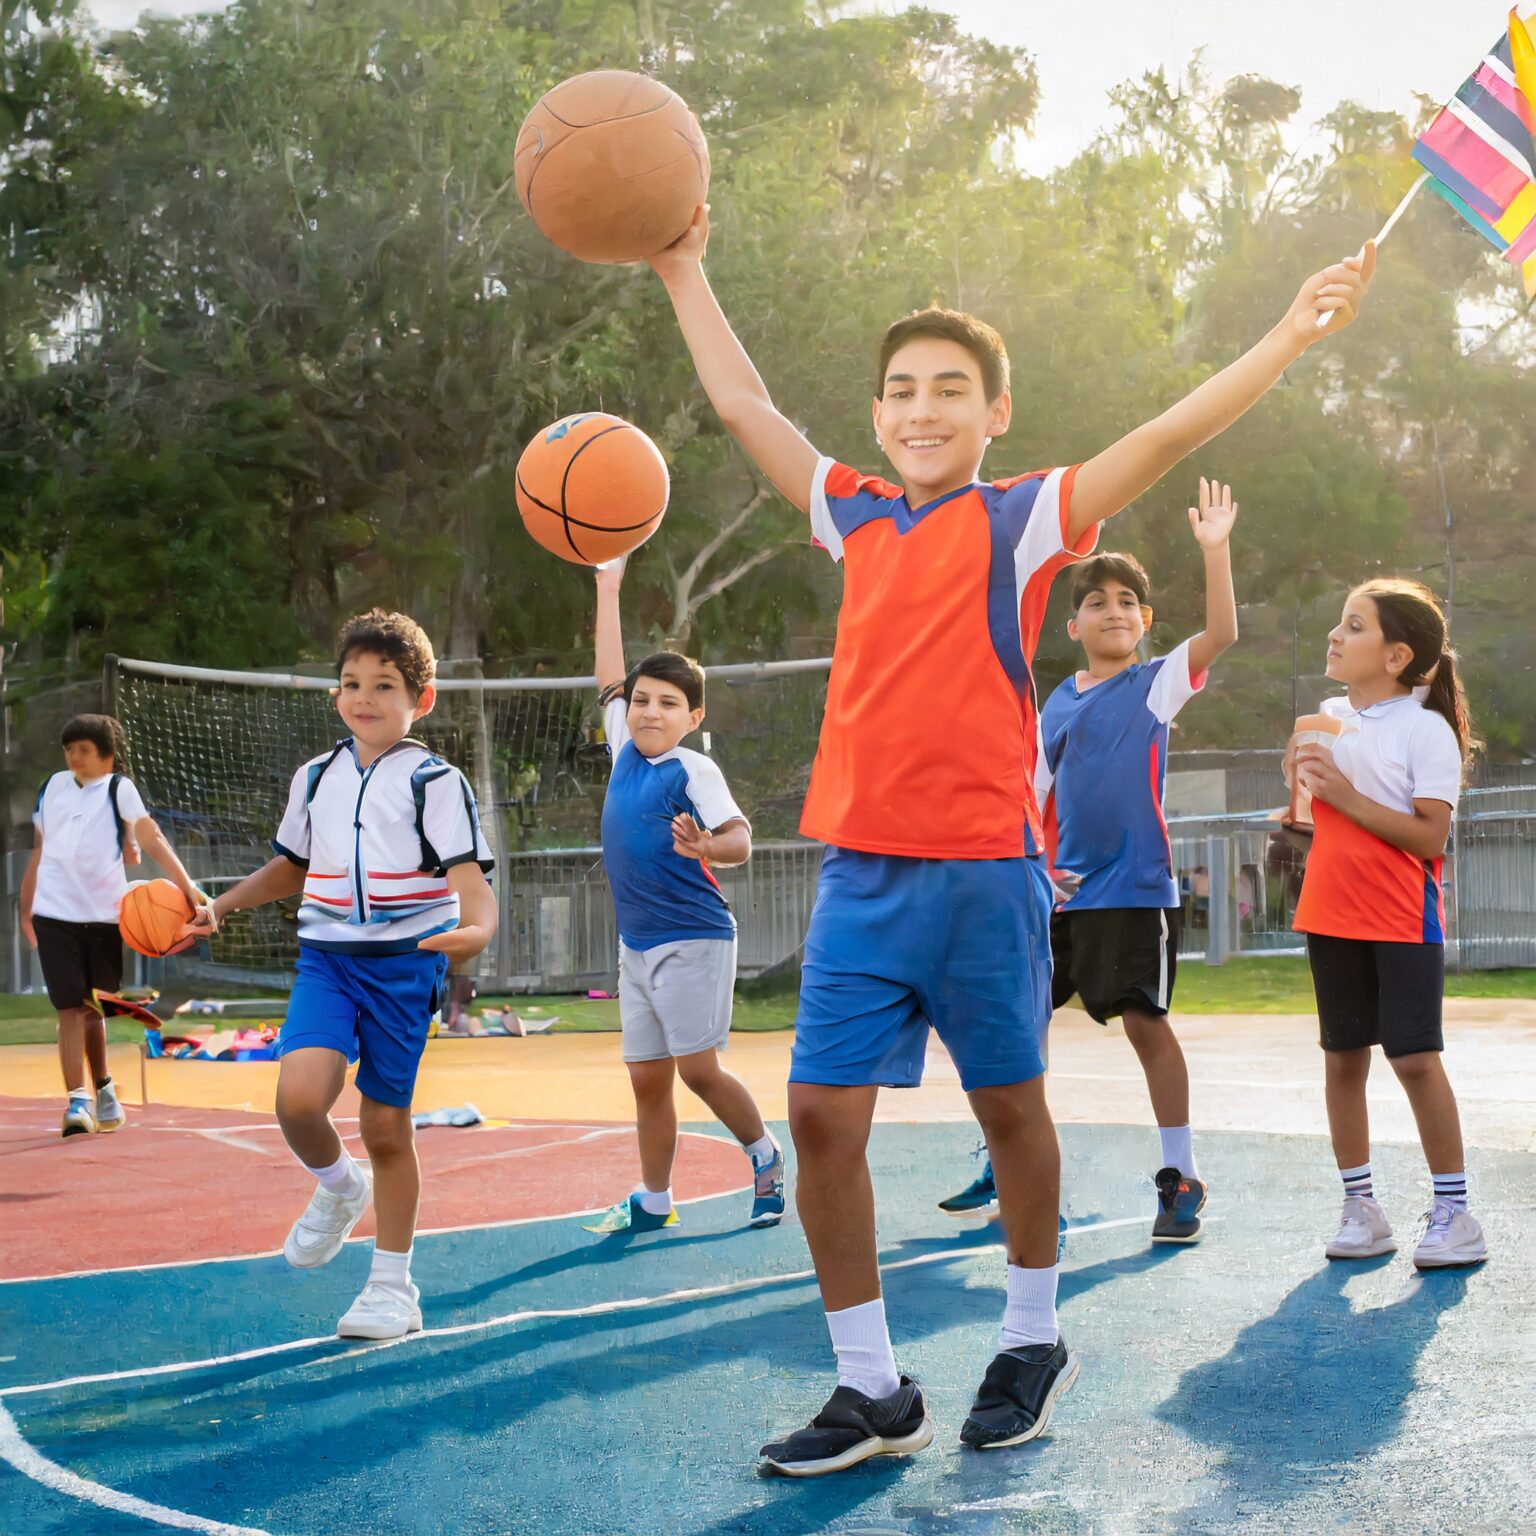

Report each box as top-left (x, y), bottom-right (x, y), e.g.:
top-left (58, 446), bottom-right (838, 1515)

top-left (625, 652), bottom-right (705, 712)
top-left (1353, 578), bottom-right (1479, 760)
top-left (62, 714), bottom-right (130, 771)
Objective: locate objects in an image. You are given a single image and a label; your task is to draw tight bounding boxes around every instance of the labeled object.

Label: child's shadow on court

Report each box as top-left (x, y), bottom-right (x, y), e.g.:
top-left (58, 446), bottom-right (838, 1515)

top-left (432, 1224), bottom-right (753, 1308)
top-left (1154, 1257), bottom-right (1472, 1528)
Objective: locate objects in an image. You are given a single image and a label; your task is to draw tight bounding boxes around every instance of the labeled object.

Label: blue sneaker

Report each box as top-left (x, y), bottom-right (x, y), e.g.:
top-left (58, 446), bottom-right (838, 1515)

top-left (750, 1146), bottom-right (786, 1227)
top-left (1057, 1213), bottom-right (1068, 1262)
top-left (1152, 1168), bottom-right (1207, 1243)
top-left (938, 1154), bottom-right (998, 1219)
top-left (581, 1194), bottom-right (679, 1235)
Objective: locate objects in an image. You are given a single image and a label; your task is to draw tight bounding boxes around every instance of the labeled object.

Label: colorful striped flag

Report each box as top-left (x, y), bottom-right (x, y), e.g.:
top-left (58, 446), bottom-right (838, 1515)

top-left (1412, 7), bottom-right (1536, 298)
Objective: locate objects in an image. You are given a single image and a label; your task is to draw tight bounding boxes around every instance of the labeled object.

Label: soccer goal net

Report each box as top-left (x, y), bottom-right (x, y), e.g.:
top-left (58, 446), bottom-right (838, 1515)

top-left (106, 653), bottom-right (834, 986)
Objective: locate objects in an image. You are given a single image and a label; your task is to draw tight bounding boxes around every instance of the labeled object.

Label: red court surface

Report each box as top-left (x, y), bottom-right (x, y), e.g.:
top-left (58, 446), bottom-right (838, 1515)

top-left (0, 1094), bottom-right (746, 1280)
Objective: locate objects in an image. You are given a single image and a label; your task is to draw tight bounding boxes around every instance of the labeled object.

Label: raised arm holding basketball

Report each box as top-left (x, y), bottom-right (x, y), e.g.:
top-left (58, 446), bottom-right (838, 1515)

top-left (648, 206), bottom-right (819, 512)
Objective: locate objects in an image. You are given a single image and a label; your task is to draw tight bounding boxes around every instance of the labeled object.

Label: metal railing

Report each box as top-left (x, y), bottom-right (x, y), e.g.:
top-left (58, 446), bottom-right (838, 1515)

top-left (6, 810), bottom-right (1533, 995)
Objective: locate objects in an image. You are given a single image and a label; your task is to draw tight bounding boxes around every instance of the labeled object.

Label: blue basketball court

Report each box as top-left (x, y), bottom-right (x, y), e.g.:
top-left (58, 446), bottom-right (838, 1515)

top-left (3, 1121), bottom-right (1529, 1535)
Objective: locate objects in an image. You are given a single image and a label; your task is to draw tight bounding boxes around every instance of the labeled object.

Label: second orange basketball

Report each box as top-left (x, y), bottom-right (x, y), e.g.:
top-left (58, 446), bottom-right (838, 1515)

top-left (515, 413), bottom-right (669, 565)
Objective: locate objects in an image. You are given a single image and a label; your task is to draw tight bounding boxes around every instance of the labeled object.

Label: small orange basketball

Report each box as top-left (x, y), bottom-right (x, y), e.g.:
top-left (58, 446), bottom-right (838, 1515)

top-left (119, 879), bottom-right (195, 958)
top-left (516, 413), bottom-right (669, 565)
top-left (515, 70), bottom-right (709, 264)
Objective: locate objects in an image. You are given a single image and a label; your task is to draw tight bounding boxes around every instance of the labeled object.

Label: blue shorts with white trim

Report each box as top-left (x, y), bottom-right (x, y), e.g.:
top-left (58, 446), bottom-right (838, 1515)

top-left (279, 944), bottom-right (449, 1107)
top-left (790, 848), bottom-right (1053, 1092)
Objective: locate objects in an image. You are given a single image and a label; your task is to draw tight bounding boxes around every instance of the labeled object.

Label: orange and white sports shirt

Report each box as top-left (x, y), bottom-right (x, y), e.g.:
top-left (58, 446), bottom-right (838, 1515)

top-left (801, 458), bottom-right (1097, 860)
top-left (1293, 693), bottom-right (1463, 945)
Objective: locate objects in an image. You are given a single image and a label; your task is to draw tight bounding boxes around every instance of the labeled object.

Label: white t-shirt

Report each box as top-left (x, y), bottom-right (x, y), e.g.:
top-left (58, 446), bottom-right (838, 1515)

top-left (274, 738), bottom-right (493, 953)
top-left (31, 771), bottom-right (150, 924)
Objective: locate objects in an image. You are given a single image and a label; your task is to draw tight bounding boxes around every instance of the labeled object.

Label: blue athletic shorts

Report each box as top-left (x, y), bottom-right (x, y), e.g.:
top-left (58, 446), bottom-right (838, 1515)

top-left (791, 848), bottom-right (1054, 1092)
top-left (280, 945), bottom-right (449, 1107)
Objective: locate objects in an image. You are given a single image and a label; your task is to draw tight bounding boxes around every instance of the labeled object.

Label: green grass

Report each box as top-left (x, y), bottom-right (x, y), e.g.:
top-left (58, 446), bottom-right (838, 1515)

top-left (1, 959), bottom-right (1531, 1051)
top-left (0, 1013), bottom-right (145, 1047)
top-left (477, 987), bottom-right (800, 1033)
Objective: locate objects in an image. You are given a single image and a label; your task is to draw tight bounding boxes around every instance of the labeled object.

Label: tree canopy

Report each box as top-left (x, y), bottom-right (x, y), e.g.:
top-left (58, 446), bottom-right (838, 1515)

top-left (3, 0), bottom-right (1532, 752)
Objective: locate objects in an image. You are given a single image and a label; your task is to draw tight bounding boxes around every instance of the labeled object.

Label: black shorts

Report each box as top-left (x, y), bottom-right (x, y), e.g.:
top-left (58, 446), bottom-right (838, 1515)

top-left (1050, 907), bottom-right (1179, 1024)
top-left (33, 915), bottom-right (124, 1011)
top-left (1305, 933), bottom-right (1444, 1057)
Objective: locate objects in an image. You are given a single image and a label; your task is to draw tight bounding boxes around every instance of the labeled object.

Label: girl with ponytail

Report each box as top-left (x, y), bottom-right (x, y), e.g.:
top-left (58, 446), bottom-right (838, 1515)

top-left (1286, 578), bottom-right (1486, 1271)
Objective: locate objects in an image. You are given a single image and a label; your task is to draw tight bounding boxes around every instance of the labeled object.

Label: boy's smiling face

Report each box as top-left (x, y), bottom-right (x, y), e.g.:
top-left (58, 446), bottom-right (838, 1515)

top-left (627, 674), bottom-right (704, 758)
top-left (1068, 579), bottom-right (1151, 664)
top-left (334, 649), bottom-right (436, 757)
top-left (872, 336), bottom-right (1010, 504)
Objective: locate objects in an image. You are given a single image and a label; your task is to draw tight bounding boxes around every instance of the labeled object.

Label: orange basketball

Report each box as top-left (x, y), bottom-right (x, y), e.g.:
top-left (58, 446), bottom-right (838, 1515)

top-left (119, 879), bottom-right (195, 958)
top-left (516, 413), bottom-right (669, 565)
top-left (515, 71), bottom-right (709, 264)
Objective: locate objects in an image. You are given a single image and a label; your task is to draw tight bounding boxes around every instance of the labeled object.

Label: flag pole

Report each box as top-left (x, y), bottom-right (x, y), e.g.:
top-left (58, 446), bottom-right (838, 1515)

top-left (1315, 172), bottom-right (1433, 329)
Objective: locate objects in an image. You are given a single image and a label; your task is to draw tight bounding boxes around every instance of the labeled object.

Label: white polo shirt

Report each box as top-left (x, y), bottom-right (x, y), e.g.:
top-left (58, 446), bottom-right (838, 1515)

top-left (1294, 691), bottom-right (1463, 945)
top-left (274, 737), bottom-right (493, 954)
top-left (1325, 691), bottom-right (1463, 813)
top-left (31, 771), bottom-right (149, 924)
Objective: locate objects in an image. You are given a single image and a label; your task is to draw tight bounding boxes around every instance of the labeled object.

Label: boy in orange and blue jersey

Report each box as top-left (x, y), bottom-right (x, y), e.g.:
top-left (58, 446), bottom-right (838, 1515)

top-left (648, 205), bottom-right (1372, 1476)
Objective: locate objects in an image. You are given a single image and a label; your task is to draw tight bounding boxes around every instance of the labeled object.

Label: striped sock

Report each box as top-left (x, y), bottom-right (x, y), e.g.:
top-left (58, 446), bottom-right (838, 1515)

top-left (1340, 1163), bottom-right (1373, 1200)
top-left (1431, 1172), bottom-right (1468, 1212)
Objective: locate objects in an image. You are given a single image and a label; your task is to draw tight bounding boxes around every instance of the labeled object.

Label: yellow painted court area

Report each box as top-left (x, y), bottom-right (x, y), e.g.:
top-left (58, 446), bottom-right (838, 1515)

top-left (4, 999), bottom-right (1532, 1152)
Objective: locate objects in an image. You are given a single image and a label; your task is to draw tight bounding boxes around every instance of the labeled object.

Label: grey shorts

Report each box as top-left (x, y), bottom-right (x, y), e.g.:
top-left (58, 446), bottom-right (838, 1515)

top-left (618, 936), bottom-right (736, 1062)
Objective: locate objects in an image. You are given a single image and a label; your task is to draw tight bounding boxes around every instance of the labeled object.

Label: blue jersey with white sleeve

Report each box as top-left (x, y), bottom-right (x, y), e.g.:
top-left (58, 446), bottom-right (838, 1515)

top-left (600, 696), bottom-right (747, 950)
top-left (1037, 639), bottom-right (1206, 910)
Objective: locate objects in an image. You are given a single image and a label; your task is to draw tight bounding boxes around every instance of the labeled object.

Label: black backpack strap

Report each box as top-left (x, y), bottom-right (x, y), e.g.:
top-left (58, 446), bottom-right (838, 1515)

top-left (409, 755), bottom-right (454, 874)
top-left (304, 740), bottom-right (353, 807)
top-left (107, 773), bottom-right (128, 855)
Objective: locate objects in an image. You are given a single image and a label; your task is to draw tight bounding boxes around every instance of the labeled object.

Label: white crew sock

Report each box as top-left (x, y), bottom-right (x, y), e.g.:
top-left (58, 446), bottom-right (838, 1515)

top-left (66, 1085), bottom-right (89, 1102)
top-left (744, 1131), bottom-right (779, 1168)
top-left (1000, 1263), bottom-right (1060, 1350)
top-left (1431, 1171), bottom-right (1468, 1213)
top-left (309, 1152), bottom-right (365, 1195)
top-left (368, 1246), bottom-right (412, 1292)
top-left (826, 1297), bottom-right (900, 1400)
top-left (633, 1185), bottom-right (673, 1216)
top-left (1340, 1162), bottom-right (1373, 1200)
top-left (1158, 1125), bottom-right (1197, 1180)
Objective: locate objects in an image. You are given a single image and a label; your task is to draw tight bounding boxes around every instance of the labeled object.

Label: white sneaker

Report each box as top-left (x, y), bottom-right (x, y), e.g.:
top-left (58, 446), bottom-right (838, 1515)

top-left (282, 1165), bottom-right (373, 1269)
top-left (337, 1281), bottom-right (422, 1340)
top-left (1325, 1195), bottom-right (1397, 1259)
top-left (61, 1096), bottom-right (97, 1138)
top-left (95, 1081), bottom-right (126, 1133)
top-left (1413, 1201), bottom-right (1488, 1269)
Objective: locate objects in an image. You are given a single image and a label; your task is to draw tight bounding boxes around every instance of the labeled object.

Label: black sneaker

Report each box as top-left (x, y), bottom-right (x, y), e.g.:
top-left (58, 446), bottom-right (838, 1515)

top-left (758, 1375), bottom-right (934, 1477)
top-left (959, 1338), bottom-right (1078, 1450)
top-left (1152, 1167), bottom-right (1208, 1243)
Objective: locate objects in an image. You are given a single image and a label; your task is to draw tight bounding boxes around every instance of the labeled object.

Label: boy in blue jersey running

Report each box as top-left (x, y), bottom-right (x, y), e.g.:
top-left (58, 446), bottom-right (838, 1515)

top-left (581, 557), bottom-right (785, 1236)
top-left (942, 479), bottom-right (1239, 1242)
top-left (187, 609), bottom-right (496, 1340)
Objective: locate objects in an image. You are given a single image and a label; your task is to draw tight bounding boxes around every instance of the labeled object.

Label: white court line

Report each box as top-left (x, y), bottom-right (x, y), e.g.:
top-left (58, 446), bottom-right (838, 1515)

top-left (0, 1118), bottom-right (364, 1134)
top-left (190, 1130), bottom-right (278, 1157)
top-left (0, 1153), bottom-right (751, 1287)
top-left (0, 1213), bottom-right (1161, 1535)
top-left (0, 1404), bottom-right (272, 1535)
top-left (442, 1127), bottom-right (627, 1170)
top-left (0, 1214), bottom-right (1156, 1401)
